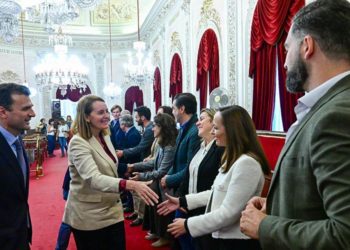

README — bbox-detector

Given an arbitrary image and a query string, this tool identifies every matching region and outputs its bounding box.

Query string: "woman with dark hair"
[62,95,158,250]
[127,113,177,247]
[158,105,270,250]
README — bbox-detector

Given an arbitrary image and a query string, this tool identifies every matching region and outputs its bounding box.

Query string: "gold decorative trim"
[0,70,21,84]
[170,31,183,54]
[199,0,221,31]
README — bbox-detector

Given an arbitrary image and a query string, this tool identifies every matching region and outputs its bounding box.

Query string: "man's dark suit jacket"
[118,126,141,176]
[179,141,224,216]
[260,74,350,249]
[110,119,125,149]
[166,115,201,193]
[0,132,32,250]
[123,122,154,161]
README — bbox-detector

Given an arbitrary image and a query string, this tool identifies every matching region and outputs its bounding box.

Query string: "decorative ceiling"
[16,0,156,36]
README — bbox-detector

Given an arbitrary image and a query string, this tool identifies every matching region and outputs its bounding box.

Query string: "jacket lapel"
[269,75,350,192]
[198,142,216,176]
[0,133,26,194]
[89,136,118,177]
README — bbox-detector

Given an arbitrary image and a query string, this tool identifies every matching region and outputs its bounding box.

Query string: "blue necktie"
[14,139,27,186]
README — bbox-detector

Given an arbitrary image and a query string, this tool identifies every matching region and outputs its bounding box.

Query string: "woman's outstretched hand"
[157,193,180,216]
[127,180,158,206]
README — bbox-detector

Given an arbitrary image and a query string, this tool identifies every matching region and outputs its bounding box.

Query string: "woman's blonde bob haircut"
[72,94,110,140]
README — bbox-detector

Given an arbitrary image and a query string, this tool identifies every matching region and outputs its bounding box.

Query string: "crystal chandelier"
[34,27,89,97]
[123,0,153,86]
[103,0,121,99]
[24,0,101,33]
[0,0,21,43]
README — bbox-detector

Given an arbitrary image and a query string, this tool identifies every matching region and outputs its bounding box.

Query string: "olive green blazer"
[259,74,350,249]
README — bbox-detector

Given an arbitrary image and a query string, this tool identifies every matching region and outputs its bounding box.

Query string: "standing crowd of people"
[1,1,350,250]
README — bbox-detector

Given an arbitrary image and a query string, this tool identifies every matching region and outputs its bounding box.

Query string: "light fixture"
[22,0,101,34]
[123,0,154,86]
[19,12,36,97]
[34,26,89,97]
[0,0,21,43]
[103,0,122,98]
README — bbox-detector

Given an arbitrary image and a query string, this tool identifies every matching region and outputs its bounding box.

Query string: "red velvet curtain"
[125,86,144,114]
[56,85,92,102]
[249,0,304,131]
[196,29,220,109]
[169,53,183,100]
[153,67,162,112]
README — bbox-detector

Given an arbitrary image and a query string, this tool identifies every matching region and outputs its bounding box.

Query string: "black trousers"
[212,238,262,250]
[71,221,125,250]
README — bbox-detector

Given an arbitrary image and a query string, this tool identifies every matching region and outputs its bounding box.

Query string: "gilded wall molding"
[170,32,183,55]
[198,0,221,33]
[0,70,21,83]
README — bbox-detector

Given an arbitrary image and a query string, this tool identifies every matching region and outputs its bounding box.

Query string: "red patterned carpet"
[28,150,170,250]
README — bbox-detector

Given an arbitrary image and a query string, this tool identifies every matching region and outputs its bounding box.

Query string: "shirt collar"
[0,125,18,147]
[298,71,350,109]
[201,139,215,154]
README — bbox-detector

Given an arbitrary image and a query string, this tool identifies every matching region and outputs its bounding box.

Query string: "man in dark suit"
[109,104,123,149]
[117,114,141,177]
[116,106,155,226]
[160,93,201,250]
[0,83,36,250]
[240,1,350,249]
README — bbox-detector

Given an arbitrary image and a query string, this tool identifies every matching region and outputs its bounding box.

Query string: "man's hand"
[167,218,186,238]
[240,197,267,239]
[247,196,267,212]
[127,164,134,173]
[130,172,141,181]
[160,175,167,189]
[116,150,123,158]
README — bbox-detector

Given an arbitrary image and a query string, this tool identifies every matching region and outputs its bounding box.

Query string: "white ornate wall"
[0,0,280,125]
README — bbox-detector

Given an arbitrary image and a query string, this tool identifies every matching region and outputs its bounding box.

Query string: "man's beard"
[286,54,308,93]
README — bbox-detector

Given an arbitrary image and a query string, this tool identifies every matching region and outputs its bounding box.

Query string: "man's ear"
[302,35,315,60]
[0,106,8,119]
[179,105,185,114]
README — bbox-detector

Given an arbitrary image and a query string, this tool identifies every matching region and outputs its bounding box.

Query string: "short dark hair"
[173,93,197,115]
[154,113,177,147]
[110,104,122,113]
[134,106,151,121]
[158,105,174,118]
[292,0,350,61]
[0,83,31,110]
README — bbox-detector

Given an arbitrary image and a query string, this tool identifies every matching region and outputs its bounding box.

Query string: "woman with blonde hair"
[158,105,269,250]
[62,95,158,250]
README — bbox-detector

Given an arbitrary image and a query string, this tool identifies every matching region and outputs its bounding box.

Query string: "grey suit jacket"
[133,145,176,201]
[259,74,350,249]
[63,134,123,230]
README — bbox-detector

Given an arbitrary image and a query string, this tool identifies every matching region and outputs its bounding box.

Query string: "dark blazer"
[123,122,154,161]
[0,132,32,250]
[118,126,141,176]
[166,115,201,192]
[179,141,224,216]
[259,74,350,249]
[110,119,124,149]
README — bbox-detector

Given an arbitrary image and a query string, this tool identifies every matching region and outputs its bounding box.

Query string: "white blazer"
[186,154,265,239]
[63,134,124,230]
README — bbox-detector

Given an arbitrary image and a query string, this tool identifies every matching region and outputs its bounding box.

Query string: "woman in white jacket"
[158,105,270,250]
